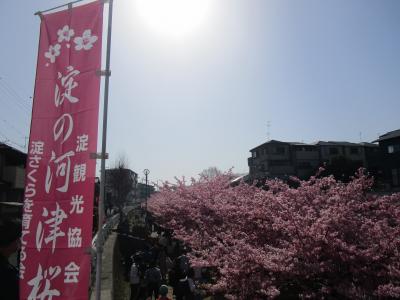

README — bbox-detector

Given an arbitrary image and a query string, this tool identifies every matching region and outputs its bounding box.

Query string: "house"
[0,142,26,203]
[316,141,366,165]
[105,168,138,209]
[291,143,320,180]
[136,182,155,201]
[248,140,295,180]
[373,129,400,187]
[361,142,382,180]
[248,139,379,181]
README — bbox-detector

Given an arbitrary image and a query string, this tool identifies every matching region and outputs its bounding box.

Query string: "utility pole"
[96,1,114,299]
[143,169,150,216]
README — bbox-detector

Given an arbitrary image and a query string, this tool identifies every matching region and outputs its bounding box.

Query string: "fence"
[89,213,120,292]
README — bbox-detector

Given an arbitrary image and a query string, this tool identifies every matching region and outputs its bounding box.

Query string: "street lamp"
[143,169,150,213]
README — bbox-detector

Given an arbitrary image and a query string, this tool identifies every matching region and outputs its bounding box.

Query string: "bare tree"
[199,166,222,179]
[106,155,134,214]
[115,152,129,169]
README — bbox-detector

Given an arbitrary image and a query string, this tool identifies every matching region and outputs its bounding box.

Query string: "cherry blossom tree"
[148,170,400,299]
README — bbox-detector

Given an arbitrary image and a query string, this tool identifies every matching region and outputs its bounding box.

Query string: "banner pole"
[35,0,86,15]
[96,0,113,299]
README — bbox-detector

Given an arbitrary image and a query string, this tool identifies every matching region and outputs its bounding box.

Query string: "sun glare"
[135,0,212,38]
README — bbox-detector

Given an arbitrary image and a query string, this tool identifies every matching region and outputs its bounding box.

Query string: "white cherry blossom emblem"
[44,44,61,63]
[57,25,75,43]
[74,29,98,51]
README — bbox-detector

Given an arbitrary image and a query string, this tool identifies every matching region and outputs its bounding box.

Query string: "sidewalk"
[90,231,118,300]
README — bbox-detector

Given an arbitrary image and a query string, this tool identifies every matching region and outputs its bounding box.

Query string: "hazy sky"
[1,0,399,183]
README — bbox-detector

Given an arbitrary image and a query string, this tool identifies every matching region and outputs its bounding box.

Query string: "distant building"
[105,168,138,209]
[361,142,382,180]
[248,140,297,180]
[316,141,366,165]
[0,143,26,219]
[0,142,26,203]
[136,182,155,201]
[248,139,379,181]
[291,143,320,180]
[373,129,400,187]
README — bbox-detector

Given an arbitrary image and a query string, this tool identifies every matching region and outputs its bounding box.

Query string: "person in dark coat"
[175,271,195,300]
[145,263,162,299]
[0,218,21,300]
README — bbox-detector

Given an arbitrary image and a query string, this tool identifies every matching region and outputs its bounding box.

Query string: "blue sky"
[0,0,399,183]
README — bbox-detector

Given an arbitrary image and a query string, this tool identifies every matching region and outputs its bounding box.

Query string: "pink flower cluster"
[148,171,400,299]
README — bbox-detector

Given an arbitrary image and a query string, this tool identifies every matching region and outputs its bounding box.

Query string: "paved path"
[90,231,117,300]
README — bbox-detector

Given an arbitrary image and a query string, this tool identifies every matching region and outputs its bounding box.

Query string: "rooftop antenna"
[359,132,362,142]
[267,120,271,141]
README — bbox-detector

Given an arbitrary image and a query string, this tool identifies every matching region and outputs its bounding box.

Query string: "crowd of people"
[117,212,210,300]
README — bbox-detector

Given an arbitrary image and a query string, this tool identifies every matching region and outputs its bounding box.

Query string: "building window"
[297,146,314,152]
[388,145,400,154]
[252,151,257,158]
[274,147,285,154]
[329,147,339,155]
[392,169,399,186]
[350,147,360,154]
[298,161,312,169]
[269,160,288,166]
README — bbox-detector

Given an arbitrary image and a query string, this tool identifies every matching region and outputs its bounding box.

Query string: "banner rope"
[34,0,106,16]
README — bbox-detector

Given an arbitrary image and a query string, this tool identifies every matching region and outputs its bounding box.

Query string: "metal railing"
[90,213,120,290]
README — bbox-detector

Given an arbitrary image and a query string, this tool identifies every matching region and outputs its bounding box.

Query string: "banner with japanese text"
[20,1,103,299]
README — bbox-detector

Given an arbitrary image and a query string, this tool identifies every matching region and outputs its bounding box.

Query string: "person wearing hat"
[0,218,21,300]
[157,284,171,300]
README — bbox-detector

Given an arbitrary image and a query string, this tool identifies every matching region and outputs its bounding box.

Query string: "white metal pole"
[95,0,113,299]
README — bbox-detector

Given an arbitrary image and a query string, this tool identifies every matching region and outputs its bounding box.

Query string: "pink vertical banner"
[20,1,103,299]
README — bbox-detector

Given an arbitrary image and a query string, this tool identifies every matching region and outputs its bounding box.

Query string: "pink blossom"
[148,170,400,299]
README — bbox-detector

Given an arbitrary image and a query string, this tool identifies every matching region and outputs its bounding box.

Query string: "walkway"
[90,231,118,300]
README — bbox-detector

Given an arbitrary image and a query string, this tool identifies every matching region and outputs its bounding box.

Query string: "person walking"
[129,259,141,300]
[144,263,162,299]
[175,271,195,300]
[157,247,168,282]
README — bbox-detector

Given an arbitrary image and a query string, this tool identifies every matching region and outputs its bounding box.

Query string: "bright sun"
[135,0,212,38]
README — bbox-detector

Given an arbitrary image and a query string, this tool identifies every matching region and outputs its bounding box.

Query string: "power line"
[0,95,30,139]
[1,118,27,139]
[0,76,32,107]
[0,82,31,111]
[0,93,31,118]
[0,129,25,150]
[0,81,31,114]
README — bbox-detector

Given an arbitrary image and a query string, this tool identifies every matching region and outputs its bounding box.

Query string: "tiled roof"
[249,140,289,151]
[314,141,363,147]
[372,129,400,143]
[250,138,381,153]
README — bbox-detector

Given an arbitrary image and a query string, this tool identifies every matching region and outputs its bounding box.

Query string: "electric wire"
[0,129,25,150]
[0,76,32,107]
[0,90,31,116]
[1,118,27,139]
[0,84,31,114]
[0,84,31,113]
